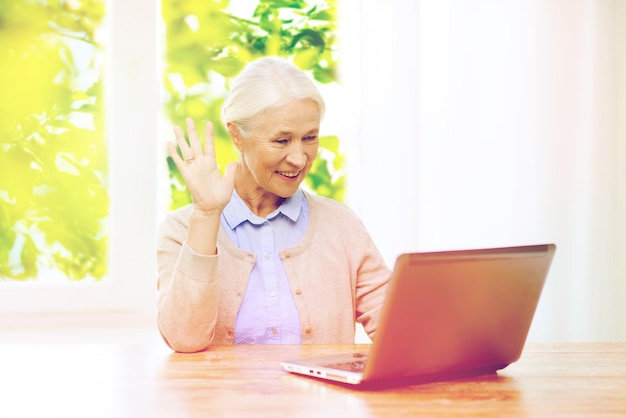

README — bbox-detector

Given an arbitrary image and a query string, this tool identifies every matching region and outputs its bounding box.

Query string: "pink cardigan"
[156,191,391,352]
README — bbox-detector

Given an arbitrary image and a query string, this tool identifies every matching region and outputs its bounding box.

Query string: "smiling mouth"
[276,170,301,179]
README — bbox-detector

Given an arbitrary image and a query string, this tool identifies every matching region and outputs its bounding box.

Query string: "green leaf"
[293,47,322,70]
[19,234,39,279]
[208,56,245,78]
[308,10,333,22]
[290,28,326,49]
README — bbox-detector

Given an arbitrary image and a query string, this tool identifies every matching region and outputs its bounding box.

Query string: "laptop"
[280,243,556,387]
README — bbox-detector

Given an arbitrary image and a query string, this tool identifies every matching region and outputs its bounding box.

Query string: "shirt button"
[270,328,277,335]
[263,221,269,226]
[269,290,276,297]
[264,253,271,259]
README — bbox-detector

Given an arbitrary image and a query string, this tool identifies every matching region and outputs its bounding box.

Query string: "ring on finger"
[184,156,195,165]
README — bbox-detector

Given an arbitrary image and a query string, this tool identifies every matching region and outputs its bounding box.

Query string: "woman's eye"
[303,136,318,142]
[275,139,289,144]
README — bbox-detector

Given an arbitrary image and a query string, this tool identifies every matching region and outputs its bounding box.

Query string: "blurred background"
[0,0,624,343]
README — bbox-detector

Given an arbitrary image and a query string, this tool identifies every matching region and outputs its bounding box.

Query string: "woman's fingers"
[185,117,203,158]
[171,118,208,166]
[203,121,216,159]
[167,119,236,212]
[167,141,182,166]
[172,124,192,161]
[223,161,239,187]
[169,119,222,173]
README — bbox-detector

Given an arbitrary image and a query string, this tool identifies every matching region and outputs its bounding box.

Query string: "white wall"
[344,0,626,342]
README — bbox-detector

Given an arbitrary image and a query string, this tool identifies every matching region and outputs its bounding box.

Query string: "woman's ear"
[227,122,244,152]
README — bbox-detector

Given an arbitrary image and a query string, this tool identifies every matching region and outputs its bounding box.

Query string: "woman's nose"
[286,143,307,168]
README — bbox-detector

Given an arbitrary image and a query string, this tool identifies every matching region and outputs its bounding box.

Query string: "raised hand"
[168,118,238,216]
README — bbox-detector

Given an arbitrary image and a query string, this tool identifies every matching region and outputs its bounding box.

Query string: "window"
[0,1,107,283]
[0,0,157,321]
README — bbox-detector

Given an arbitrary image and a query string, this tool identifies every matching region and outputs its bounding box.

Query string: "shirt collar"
[223,189,304,230]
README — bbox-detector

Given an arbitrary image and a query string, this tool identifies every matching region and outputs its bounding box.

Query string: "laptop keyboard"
[323,354,368,372]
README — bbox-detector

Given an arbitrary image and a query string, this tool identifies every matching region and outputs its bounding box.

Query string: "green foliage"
[0,0,107,281]
[162,0,345,208]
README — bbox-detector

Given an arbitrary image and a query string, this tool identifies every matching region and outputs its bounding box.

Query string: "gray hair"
[221,57,325,138]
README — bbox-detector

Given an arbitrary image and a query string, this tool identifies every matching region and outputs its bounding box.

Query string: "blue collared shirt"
[221,189,307,344]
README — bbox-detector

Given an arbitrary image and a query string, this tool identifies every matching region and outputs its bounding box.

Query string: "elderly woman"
[157,57,390,352]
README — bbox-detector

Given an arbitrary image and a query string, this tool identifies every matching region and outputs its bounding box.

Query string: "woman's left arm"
[352,225,392,340]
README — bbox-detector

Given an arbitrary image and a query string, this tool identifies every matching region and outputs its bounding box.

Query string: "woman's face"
[235,99,321,199]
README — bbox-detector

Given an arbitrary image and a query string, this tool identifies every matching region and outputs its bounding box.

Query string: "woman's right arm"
[168,118,238,256]
[156,209,221,352]
[156,118,238,352]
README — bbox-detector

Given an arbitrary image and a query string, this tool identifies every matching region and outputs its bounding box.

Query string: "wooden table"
[0,343,624,417]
